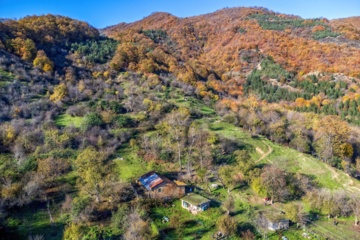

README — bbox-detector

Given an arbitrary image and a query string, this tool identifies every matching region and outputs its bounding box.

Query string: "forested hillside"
[104,7,360,176]
[1,8,360,239]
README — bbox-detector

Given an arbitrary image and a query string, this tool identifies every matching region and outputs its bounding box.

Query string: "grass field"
[151,199,224,240]
[114,145,148,182]
[55,114,83,128]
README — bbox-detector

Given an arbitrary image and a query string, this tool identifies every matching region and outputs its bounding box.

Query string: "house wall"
[149,182,185,199]
[182,200,190,209]
[199,201,210,211]
[181,200,210,212]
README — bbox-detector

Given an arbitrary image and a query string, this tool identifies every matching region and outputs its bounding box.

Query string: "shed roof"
[139,171,174,190]
[181,193,210,206]
[263,210,288,222]
[174,180,187,186]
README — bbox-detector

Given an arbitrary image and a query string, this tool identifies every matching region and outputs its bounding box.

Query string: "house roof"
[263,210,288,222]
[181,193,210,206]
[139,171,173,190]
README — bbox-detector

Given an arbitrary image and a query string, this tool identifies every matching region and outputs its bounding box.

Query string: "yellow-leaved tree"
[11,37,37,61]
[50,83,67,102]
[33,50,54,72]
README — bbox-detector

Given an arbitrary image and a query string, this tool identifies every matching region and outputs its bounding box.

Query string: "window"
[158,188,162,192]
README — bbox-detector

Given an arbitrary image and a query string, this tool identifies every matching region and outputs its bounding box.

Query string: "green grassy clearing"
[55,114,84,128]
[151,199,224,240]
[169,97,216,116]
[114,145,148,182]
[266,139,360,190]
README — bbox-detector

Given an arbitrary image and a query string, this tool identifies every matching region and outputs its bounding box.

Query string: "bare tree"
[124,210,151,240]
[241,230,255,240]
[223,194,235,215]
[349,194,360,225]
[260,166,288,203]
[165,107,190,175]
[254,212,269,239]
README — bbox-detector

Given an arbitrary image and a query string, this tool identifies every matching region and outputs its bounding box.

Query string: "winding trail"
[255,140,273,163]
[327,165,360,193]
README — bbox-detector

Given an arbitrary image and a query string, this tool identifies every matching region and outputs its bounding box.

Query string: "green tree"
[75,147,106,202]
[234,150,254,183]
[63,223,85,240]
[284,203,305,224]
[218,165,235,193]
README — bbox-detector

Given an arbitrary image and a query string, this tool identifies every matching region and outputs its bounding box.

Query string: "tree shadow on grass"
[7,201,66,240]
[158,227,177,240]
[183,224,213,239]
[237,222,257,236]
[183,220,199,228]
[210,200,222,208]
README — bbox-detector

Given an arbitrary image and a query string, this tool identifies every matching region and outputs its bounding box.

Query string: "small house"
[268,219,289,231]
[260,210,289,231]
[139,172,185,199]
[181,193,211,214]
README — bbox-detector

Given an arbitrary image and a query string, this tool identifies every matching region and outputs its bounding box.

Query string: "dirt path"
[255,140,273,163]
[325,163,360,193]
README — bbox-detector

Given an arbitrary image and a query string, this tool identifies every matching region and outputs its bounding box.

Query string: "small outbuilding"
[268,219,289,231]
[260,210,289,231]
[139,171,185,199]
[181,193,211,214]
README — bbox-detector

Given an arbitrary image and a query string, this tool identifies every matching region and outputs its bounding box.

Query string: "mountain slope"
[2,7,360,239]
[104,7,360,80]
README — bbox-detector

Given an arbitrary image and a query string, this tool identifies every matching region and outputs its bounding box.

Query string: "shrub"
[217,215,237,236]
[82,113,103,130]
[113,114,134,128]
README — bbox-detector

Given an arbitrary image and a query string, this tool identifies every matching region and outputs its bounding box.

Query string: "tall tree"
[223,194,235,215]
[124,210,151,240]
[234,150,254,184]
[349,194,360,226]
[218,165,236,193]
[260,166,288,203]
[163,107,190,174]
[313,116,351,162]
[75,147,106,202]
